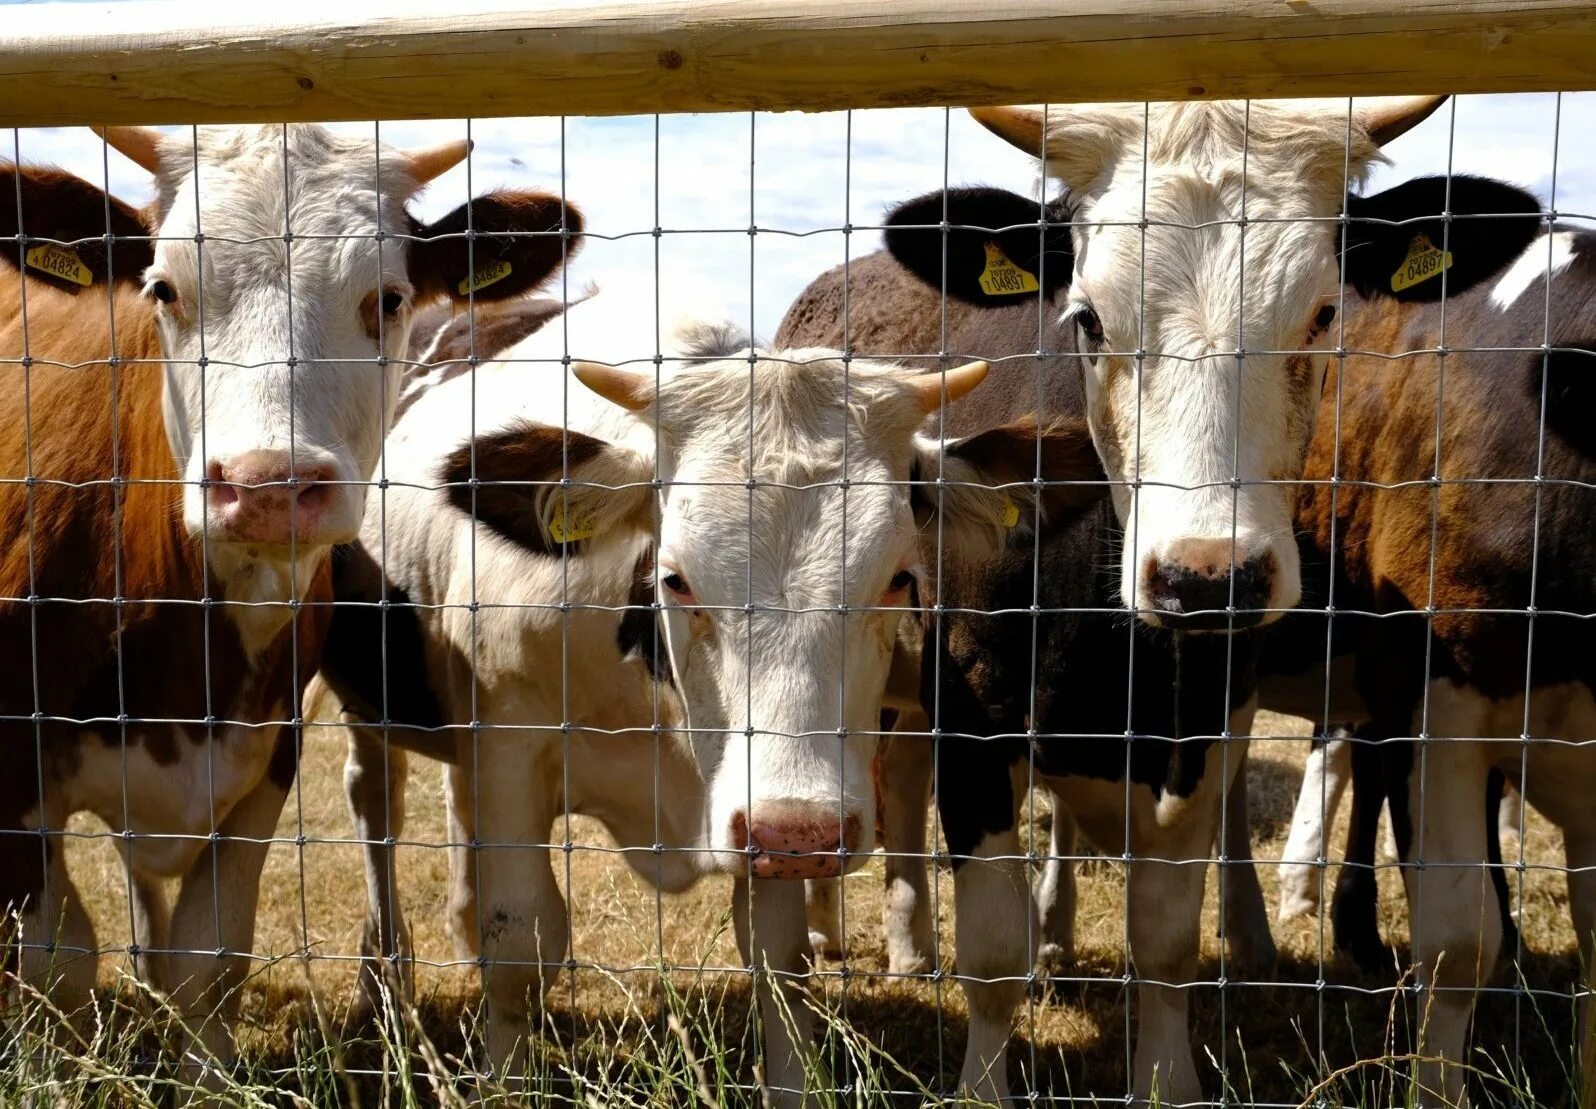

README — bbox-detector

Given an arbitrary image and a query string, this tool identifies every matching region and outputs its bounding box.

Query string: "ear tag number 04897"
[978,242,1040,297]
[1390,233,1454,293]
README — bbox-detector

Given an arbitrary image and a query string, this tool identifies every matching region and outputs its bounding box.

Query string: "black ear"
[1341,175,1543,302]
[0,165,152,292]
[411,191,584,305]
[883,187,1072,307]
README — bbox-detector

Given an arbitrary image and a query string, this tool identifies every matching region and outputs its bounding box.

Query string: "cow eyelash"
[1067,302,1104,347]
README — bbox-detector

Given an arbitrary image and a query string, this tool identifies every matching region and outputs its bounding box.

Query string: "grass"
[3,710,1584,1106]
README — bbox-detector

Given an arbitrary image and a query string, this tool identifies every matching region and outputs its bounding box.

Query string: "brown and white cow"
[777,97,1542,1103]
[0,127,578,1085]
[312,285,1105,1101]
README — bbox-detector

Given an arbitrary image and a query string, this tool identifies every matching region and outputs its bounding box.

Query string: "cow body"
[0,132,579,1087]
[1274,228,1596,1105]
[318,287,1088,1100]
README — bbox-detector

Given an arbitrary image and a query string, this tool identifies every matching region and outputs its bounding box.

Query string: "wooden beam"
[1,0,1592,127]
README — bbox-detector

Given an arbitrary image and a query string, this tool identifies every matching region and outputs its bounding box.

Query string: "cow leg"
[945,751,1031,1105]
[445,761,480,961]
[1278,734,1351,922]
[1332,732,1388,972]
[1399,716,1495,1109]
[734,876,817,1108]
[803,877,842,962]
[466,732,565,1093]
[1563,827,1596,1109]
[344,721,413,1022]
[1216,723,1275,978]
[17,840,96,1029]
[880,715,935,975]
[164,774,291,1093]
[1483,768,1521,964]
[1126,790,1218,1105]
[129,873,171,993]
[1034,791,1077,977]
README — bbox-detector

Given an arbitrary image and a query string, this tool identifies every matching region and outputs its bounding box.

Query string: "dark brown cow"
[0,132,580,1087]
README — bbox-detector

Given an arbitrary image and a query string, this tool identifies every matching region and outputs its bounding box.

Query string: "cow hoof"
[1035,941,1074,980]
[807,929,843,962]
[1276,888,1319,924]
[1227,932,1279,980]
[887,951,933,977]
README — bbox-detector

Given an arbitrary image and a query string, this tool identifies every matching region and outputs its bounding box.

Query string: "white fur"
[1038,101,1392,624]
[1489,230,1579,311]
[337,291,1025,1094]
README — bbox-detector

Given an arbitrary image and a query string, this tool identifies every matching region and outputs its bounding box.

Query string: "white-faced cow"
[311,289,1100,1101]
[0,126,579,1085]
[776,96,1542,1103]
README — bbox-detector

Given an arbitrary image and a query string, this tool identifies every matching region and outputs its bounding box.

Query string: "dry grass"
[42,709,1582,1106]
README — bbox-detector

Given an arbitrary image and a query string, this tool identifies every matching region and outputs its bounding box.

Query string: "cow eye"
[1074,304,1104,345]
[661,571,692,599]
[1309,303,1337,340]
[148,279,177,305]
[381,290,405,317]
[886,569,915,595]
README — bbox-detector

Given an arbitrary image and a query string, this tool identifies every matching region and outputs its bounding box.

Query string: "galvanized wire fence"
[0,92,1593,1108]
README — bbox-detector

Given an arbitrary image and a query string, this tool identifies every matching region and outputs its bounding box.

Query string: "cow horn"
[93,126,164,174]
[404,138,473,187]
[1360,95,1448,147]
[573,362,655,412]
[914,361,989,413]
[968,106,1048,156]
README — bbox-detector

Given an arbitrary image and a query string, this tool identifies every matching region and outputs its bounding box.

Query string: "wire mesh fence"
[1,90,1594,1109]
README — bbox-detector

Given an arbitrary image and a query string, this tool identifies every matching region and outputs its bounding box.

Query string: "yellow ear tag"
[25,243,92,287]
[458,258,512,296]
[1001,501,1021,529]
[548,502,596,544]
[977,241,1040,297]
[1390,233,1453,293]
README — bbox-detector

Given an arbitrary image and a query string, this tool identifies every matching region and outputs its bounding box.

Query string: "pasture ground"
[22,710,1585,1106]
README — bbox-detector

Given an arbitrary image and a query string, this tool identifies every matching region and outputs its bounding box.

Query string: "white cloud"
[11,93,1592,340]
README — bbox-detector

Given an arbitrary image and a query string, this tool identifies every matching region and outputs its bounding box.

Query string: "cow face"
[492,349,1099,879]
[889,98,1541,630]
[93,125,580,559]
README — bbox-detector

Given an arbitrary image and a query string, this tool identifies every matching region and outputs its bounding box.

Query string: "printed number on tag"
[1390,234,1454,293]
[25,244,92,287]
[977,242,1040,297]
[458,259,513,296]
[549,502,596,544]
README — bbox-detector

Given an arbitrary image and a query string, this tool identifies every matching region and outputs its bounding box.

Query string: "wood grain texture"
[0,0,1592,126]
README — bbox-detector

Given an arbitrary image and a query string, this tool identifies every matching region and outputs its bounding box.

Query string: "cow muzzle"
[202,448,354,547]
[730,802,863,880]
[1140,538,1278,631]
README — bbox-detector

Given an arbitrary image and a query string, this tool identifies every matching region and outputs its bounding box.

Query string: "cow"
[310,286,1104,1101]
[775,96,1542,1103]
[1261,219,1596,1106]
[0,125,580,1088]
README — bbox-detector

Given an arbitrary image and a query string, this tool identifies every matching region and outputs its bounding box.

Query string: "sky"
[1,8,1590,340]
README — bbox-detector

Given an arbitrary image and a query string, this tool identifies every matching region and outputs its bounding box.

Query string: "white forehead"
[149,125,412,277]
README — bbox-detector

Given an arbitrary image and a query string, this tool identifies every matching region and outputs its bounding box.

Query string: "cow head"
[459,343,1100,878]
[886,97,1541,629]
[73,125,579,566]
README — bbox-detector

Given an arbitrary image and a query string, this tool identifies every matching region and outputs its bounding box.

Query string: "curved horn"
[572,361,654,412]
[967,106,1048,156]
[914,361,989,413]
[93,126,163,174]
[404,138,473,187]
[1359,95,1448,147]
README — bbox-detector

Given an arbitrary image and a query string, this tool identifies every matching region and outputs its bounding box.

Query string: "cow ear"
[0,165,152,292]
[883,187,1072,307]
[911,416,1103,560]
[411,191,584,305]
[436,419,653,557]
[1341,175,1543,302]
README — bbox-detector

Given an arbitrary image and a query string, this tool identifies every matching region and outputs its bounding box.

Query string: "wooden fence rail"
[0,0,1593,127]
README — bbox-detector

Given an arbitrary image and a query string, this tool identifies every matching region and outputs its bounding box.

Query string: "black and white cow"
[776,96,1542,1102]
[312,285,1102,1101]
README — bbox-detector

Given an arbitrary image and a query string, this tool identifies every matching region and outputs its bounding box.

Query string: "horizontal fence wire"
[0,93,1590,1108]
